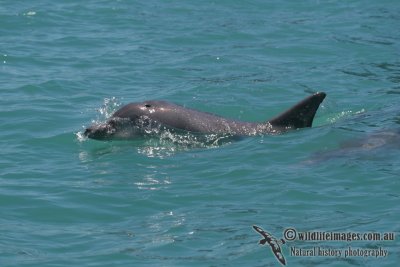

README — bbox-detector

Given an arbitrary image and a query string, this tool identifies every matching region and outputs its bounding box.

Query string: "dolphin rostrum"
[84,92,326,140]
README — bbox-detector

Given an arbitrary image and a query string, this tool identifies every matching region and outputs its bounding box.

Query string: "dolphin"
[305,128,400,164]
[84,92,326,140]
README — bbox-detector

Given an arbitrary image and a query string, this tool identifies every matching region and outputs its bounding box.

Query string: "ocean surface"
[1,1,399,266]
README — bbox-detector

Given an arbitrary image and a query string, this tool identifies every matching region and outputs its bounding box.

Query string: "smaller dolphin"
[305,128,400,164]
[84,92,326,140]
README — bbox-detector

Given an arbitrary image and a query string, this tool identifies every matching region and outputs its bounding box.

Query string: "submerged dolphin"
[305,128,400,164]
[84,92,326,140]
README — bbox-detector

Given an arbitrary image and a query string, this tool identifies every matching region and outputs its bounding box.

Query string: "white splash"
[24,11,36,16]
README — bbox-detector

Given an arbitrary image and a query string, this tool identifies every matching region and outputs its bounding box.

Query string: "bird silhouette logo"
[253,225,287,266]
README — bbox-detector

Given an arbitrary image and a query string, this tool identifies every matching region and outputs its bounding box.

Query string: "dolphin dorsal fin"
[268,92,326,129]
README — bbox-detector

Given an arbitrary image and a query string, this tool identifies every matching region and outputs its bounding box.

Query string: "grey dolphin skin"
[84,92,326,140]
[305,128,400,164]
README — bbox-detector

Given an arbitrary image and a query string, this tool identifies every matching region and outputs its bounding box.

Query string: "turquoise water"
[1,1,399,266]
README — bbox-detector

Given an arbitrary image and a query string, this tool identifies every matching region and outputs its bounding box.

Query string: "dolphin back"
[268,92,326,129]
